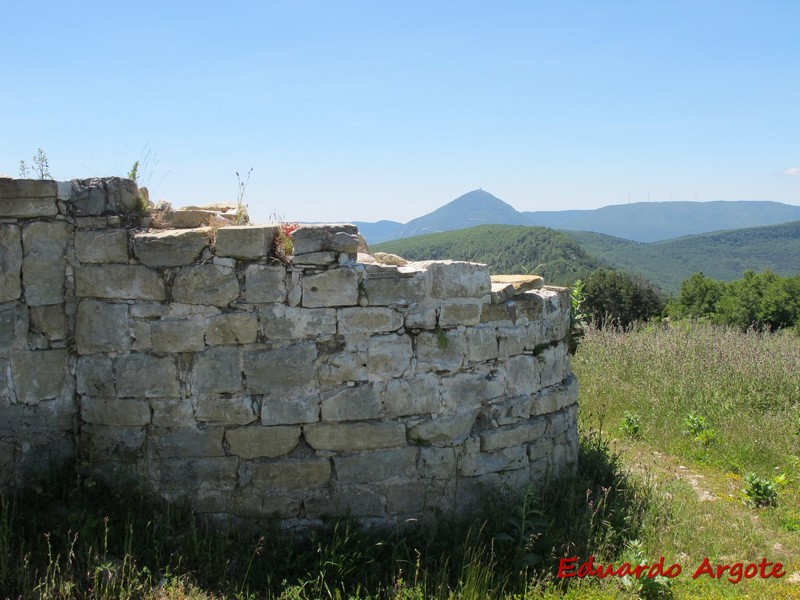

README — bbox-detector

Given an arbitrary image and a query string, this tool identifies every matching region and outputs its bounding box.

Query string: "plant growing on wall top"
[18,148,51,179]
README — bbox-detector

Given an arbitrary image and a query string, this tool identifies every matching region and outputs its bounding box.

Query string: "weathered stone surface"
[151,318,206,354]
[0,180,58,217]
[442,370,505,407]
[116,354,179,398]
[334,448,416,484]
[75,265,165,300]
[261,388,320,425]
[155,427,226,458]
[192,396,256,425]
[315,336,368,384]
[291,225,358,255]
[82,397,151,426]
[192,347,242,395]
[418,261,491,299]
[480,300,516,325]
[368,334,412,378]
[531,375,578,416]
[82,424,146,457]
[75,300,130,354]
[259,304,336,339]
[22,221,70,306]
[29,304,66,341]
[419,446,456,478]
[361,268,429,306]
[226,426,301,459]
[215,225,276,259]
[384,373,441,417]
[10,349,69,405]
[303,422,406,452]
[132,228,210,267]
[302,268,358,308]
[305,486,384,518]
[0,225,22,302]
[172,264,239,306]
[479,419,548,452]
[321,382,383,421]
[76,355,115,396]
[538,344,569,388]
[157,457,237,490]
[244,342,316,392]
[250,458,331,489]
[244,264,286,303]
[497,325,526,356]
[460,446,527,477]
[337,307,403,334]
[408,409,478,446]
[506,354,540,396]
[74,229,129,264]
[0,302,29,354]
[292,251,338,266]
[205,313,258,345]
[415,329,465,372]
[404,305,437,329]
[439,300,483,327]
[465,326,499,362]
[150,399,195,427]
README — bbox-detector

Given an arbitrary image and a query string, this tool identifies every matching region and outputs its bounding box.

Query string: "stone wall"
[0,177,578,526]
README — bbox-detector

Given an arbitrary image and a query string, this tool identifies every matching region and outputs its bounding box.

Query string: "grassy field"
[2,323,799,599]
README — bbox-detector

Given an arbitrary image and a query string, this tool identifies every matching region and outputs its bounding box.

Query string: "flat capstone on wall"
[0,176,579,527]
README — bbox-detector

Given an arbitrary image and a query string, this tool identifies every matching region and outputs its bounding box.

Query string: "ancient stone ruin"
[0,177,578,527]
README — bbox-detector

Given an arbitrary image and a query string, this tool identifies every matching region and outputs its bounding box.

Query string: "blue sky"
[2,1,799,224]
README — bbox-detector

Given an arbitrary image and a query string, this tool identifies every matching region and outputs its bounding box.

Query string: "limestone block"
[230,490,300,519]
[215,225,276,259]
[0,180,58,217]
[479,419,548,452]
[415,329,466,372]
[305,485,384,518]
[75,265,166,300]
[157,456,238,490]
[250,458,331,490]
[76,355,115,396]
[172,264,239,306]
[408,409,478,446]
[303,422,406,452]
[22,221,70,306]
[0,302,28,354]
[259,304,336,340]
[75,300,130,354]
[338,307,403,334]
[292,251,337,266]
[261,388,320,425]
[0,225,22,302]
[82,424,146,458]
[361,268,429,306]
[548,404,578,438]
[150,399,194,427]
[81,397,151,426]
[10,349,69,405]
[368,334,412,379]
[506,354,540,396]
[538,344,569,388]
[418,260,491,299]
[0,358,11,406]
[116,354,180,398]
[151,318,206,354]
[531,375,578,416]
[384,373,441,418]
[291,224,359,255]
[419,446,457,479]
[497,325,526,357]
[192,347,242,395]
[28,304,66,341]
[286,269,302,306]
[526,320,548,349]
[74,229,129,264]
[315,336,368,384]
[131,320,151,351]
[244,264,287,303]
[192,396,256,425]
[225,426,301,459]
[478,395,533,428]
[244,342,316,392]
[516,292,545,321]
[301,268,359,308]
[334,448,416,484]
[321,382,383,421]
[439,300,482,327]
[465,326,499,362]
[480,300,516,326]
[404,305,437,330]
[155,427,226,457]
[442,370,505,408]
[460,445,527,477]
[132,228,210,267]
[205,313,258,345]
[385,480,451,515]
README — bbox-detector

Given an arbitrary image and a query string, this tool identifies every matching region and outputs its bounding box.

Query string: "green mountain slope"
[372,225,602,286]
[567,220,800,293]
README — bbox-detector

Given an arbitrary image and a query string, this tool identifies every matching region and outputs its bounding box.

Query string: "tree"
[582,268,666,329]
